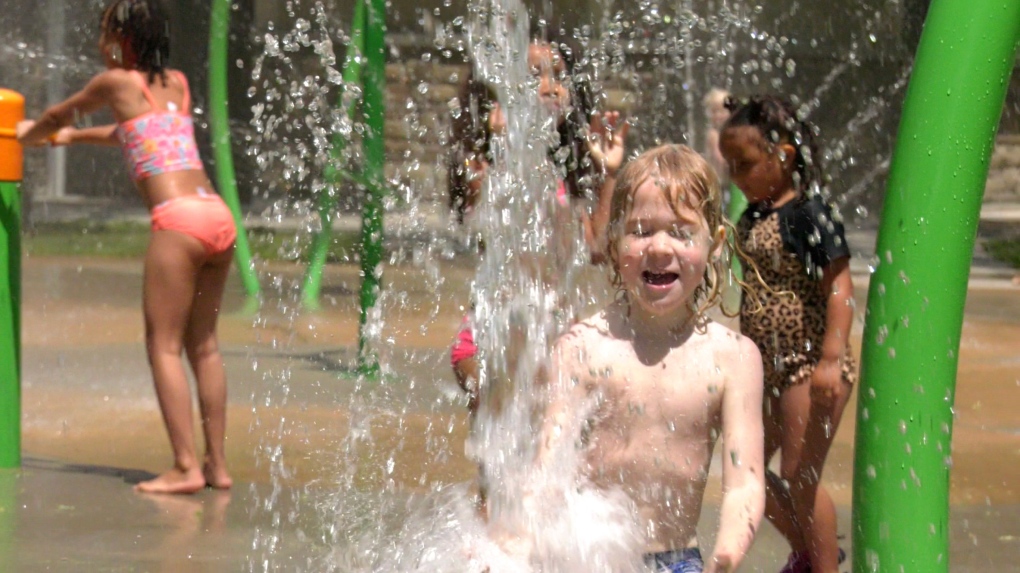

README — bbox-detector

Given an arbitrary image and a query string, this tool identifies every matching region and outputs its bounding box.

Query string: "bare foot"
[203,462,233,490]
[134,467,206,494]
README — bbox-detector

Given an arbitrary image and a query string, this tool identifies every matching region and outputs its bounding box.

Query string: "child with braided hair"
[719,95,856,573]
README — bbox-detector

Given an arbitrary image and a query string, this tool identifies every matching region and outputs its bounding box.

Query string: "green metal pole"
[357,0,387,374]
[0,184,20,470]
[726,182,747,278]
[209,0,261,306]
[0,470,14,565]
[851,1,1020,570]
[301,0,367,310]
[0,88,23,469]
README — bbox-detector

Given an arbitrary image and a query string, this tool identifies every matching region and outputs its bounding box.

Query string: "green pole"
[0,183,20,470]
[0,470,14,565]
[300,0,367,310]
[851,0,1020,570]
[356,0,387,374]
[0,88,23,469]
[726,182,747,280]
[209,0,261,307]
[722,183,746,314]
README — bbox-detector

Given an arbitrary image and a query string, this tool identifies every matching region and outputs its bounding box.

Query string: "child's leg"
[183,248,234,489]
[136,231,207,494]
[778,381,852,573]
[762,389,807,554]
[453,356,480,414]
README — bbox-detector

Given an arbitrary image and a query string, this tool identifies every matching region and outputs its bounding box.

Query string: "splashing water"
[236,0,918,571]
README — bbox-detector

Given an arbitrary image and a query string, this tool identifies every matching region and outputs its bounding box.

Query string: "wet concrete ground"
[3,253,1019,571]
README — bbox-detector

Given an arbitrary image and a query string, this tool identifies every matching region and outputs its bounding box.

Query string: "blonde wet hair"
[606,144,729,319]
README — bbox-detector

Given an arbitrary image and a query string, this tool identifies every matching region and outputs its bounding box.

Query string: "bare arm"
[58,125,120,147]
[490,331,587,559]
[536,332,588,470]
[811,256,854,406]
[819,257,854,361]
[585,112,628,263]
[709,336,765,573]
[584,169,616,265]
[16,71,119,146]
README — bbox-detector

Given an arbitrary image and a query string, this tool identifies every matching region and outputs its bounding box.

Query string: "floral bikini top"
[116,70,203,182]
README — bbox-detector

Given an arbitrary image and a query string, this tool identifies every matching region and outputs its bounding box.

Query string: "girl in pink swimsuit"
[447,31,629,413]
[19,0,236,494]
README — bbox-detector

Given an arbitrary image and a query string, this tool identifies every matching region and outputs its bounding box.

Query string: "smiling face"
[719,125,796,205]
[615,177,720,321]
[528,42,571,122]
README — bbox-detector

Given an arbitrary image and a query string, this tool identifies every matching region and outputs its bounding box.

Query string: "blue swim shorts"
[644,547,704,573]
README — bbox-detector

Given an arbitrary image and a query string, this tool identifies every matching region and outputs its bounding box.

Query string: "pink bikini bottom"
[450,317,477,367]
[151,193,237,256]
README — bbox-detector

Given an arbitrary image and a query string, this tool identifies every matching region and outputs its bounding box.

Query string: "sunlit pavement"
[3,245,1018,571]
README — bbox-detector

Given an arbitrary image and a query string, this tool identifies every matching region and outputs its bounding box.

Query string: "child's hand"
[487,103,506,135]
[49,127,75,146]
[586,111,629,175]
[464,154,489,208]
[16,120,44,146]
[705,551,735,573]
[810,357,844,408]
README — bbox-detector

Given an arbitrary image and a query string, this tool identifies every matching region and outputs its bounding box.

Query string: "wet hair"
[447,34,598,222]
[722,94,824,194]
[102,0,171,84]
[605,145,728,318]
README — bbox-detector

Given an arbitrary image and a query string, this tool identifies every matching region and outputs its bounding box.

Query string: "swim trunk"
[644,547,704,573]
[151,192,237,256]
[450,317,477,367]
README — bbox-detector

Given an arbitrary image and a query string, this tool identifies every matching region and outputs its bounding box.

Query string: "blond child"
[539,145,765,572]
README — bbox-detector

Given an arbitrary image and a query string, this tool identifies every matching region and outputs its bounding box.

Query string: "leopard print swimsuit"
[737,195,857,390]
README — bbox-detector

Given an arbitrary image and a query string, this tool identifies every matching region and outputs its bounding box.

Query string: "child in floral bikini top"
[18,0,238,495]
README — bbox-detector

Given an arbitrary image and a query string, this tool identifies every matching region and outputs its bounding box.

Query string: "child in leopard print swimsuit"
[719,95,856,573]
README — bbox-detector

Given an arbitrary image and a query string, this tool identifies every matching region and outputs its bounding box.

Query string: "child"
[448,35,627,410]
[719,95,856,573]
[18,0,236,494]
[539,144,765,573]
[702,88,731,179]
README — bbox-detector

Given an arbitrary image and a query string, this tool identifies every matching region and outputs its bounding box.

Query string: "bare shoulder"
[701,321,762,382]
[552,309,620,364]
[93,68,138,89]
[564,309,613,342]
[700,321,749,349]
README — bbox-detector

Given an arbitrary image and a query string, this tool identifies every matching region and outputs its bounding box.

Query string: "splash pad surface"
[5,253,1019,571]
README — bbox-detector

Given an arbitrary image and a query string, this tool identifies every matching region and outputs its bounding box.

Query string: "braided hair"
[102,0,171,85]
[722,95,824,195]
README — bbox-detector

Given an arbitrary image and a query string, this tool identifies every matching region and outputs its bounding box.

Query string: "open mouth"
[642,271,679,286]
